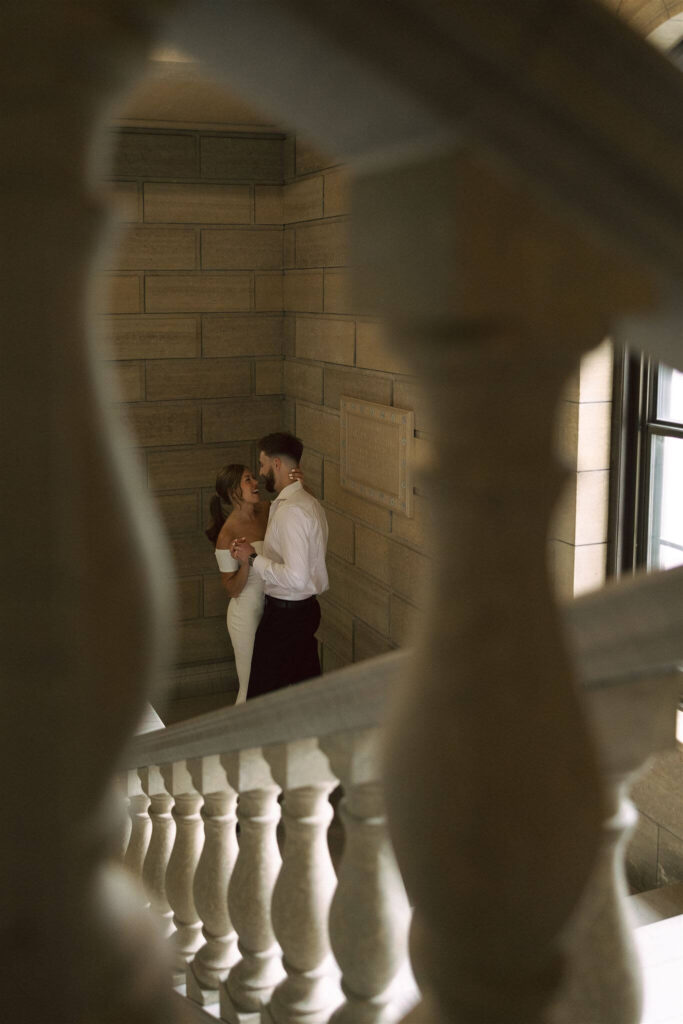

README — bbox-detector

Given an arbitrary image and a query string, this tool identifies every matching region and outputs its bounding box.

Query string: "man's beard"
[263,469,276,493]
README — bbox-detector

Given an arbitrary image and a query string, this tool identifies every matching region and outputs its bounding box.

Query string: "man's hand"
[231,537,256,563]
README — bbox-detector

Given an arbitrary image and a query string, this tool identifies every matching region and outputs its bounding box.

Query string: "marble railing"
[119,567,682,1024]
[121,652,415,1024]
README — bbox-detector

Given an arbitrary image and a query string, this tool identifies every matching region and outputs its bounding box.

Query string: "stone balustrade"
[119,618,680,1024]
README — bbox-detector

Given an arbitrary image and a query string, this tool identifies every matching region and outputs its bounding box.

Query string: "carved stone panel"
[339,397,414,517]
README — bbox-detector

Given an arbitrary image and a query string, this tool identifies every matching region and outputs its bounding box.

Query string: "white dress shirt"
[252,481,329,600]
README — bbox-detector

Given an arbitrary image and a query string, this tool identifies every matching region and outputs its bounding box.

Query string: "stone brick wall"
[276,139,433,673]
[98,127,433,705]
[97,127,287,703]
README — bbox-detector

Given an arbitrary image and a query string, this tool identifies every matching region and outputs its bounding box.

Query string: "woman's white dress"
[215,541,265,703]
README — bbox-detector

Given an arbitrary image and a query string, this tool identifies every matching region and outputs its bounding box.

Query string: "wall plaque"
[339,396,414,517]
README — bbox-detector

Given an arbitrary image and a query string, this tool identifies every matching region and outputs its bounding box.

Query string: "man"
[232,432,329,698]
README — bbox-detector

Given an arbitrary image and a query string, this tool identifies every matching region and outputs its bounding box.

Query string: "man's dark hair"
[258,431,303,463]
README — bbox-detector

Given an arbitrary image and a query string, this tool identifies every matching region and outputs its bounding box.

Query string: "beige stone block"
[108,181,140,222]
[391,492,431,552]
[575,470,609,545]
[554,400,580,470]
[354,620,393,662]
[548,539,576,602]
[326,555,390,636]
[324,459,391,532]
[658,827,683,887]
[200,135,283,181]
[284,227,296,269]
[632,747,683,839]
[323,367,391,410]
[284,176,324,223]
[254,272,283,311]
[295,402,339,459]
[178,616,230,665]
[323,269,354,315]
[282,397,296,434]
[107,226,196,271]
[156,492,199,534]
[549,476,578,546]
[625,812,659,893]
[295,219,350,268]
[203,575,228,619]
[284,361,324,405]
[322,645,352,673]
[413,434,435,476]
[326,506,354,563]
[324,169,351,218]
[148,443,252,491]
[99,316,199,360]
[283,315,296,357]
[170,532,219,575]
[300,450,323,498]
[146,273,252,313]
[122,401,199,448]
[356,320,412,374]
[355,525,431,603]
[578,402,612,472]
[96,274,141,314]
[104,361,145,403]
[255,358,283,395]
[296,316,355,365]
[177,577,202,621]
[144,182,252,224]
[393,376,433,433]
[255,185,284,224]
[580,340,614,403]
[146,358,251,400]
[202,228,282,270]
[317,595,353,661]
[284,271,324,312]
[573,543,607,596]
[202,315,283,357]
[203,396,283,443]
[112,130,197,177]
[389,594,422,647]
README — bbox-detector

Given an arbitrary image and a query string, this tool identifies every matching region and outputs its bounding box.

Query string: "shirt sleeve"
[254,506,314,592]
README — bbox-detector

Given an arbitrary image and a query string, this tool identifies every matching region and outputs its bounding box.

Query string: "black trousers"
[247,595,322,699]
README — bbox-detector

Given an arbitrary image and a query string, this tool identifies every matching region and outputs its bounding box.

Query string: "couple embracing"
[207,432,329,703]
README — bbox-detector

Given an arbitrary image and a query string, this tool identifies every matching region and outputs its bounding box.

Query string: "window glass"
[647,434,683,570]
[656,366,683,424]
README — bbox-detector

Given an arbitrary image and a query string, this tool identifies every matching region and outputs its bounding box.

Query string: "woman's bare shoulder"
[215,515,237,550]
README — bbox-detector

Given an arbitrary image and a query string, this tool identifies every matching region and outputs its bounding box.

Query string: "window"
[610,354,683,576]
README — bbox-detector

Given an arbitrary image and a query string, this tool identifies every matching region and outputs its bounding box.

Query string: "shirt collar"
[273,480,303,503]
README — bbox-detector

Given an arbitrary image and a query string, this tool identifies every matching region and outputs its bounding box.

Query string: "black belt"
[265,594,317,609]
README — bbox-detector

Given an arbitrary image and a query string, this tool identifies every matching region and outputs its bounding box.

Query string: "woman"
[206,463,302,703]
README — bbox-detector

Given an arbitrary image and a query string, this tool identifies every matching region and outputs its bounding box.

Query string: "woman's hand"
[288,466,304,483]
[231,537,255,563]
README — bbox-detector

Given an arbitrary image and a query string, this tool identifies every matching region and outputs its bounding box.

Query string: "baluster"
[125,769,152,887]
[220,748,285,1023]
[263,739,342,1024]
[545,672,681,1024]
[352,148,654,1022]
[162,760,205,974]
[114,773,133,861]
[140,764,176,939]
[320,729,412,1024]
[186,754,239,1007]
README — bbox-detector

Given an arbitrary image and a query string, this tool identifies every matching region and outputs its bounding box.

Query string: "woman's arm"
[220,563,249,599]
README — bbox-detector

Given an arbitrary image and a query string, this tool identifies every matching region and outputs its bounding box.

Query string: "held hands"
[231,537,255,563]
